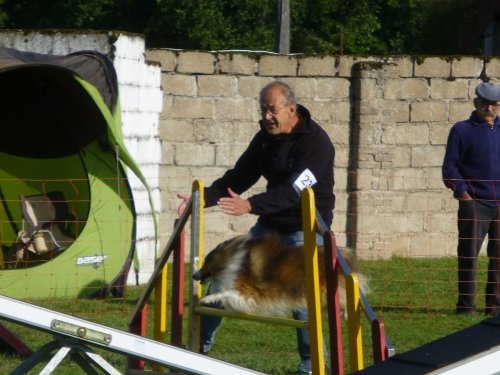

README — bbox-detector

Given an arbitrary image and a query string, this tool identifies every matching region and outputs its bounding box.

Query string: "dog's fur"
[193,233,368,316]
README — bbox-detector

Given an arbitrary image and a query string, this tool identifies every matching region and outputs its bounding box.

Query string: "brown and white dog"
[193,233,368,316]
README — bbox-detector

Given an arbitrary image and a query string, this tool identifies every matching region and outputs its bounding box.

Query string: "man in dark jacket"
[178,81,335,374]
[442,82,500,316]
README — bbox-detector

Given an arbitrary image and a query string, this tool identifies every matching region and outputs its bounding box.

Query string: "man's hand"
[177,193,190,217]
[217,188,252,216]
[460,191,473,200]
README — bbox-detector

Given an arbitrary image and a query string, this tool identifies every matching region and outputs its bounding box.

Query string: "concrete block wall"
[148,48,500,259]
[339,57,497,259]
[148,50,357,253]
[2,29,498,267]
[0,30,162,283]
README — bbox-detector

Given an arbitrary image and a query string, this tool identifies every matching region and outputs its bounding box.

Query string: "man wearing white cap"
[443,82,500,316]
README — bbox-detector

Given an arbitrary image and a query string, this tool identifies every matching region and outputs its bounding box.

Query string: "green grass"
[0,257,490,374]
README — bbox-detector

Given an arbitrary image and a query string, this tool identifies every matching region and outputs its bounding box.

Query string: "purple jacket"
[442,111,500,206]
[204,105,335,233]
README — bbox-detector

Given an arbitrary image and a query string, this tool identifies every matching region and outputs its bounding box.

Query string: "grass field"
[0,256,491,374]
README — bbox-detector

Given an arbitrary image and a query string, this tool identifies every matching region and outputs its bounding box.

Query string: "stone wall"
[148,49,500,259]
[2,29,498,273]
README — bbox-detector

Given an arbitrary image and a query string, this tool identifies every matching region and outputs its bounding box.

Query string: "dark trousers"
[457,200,500,315]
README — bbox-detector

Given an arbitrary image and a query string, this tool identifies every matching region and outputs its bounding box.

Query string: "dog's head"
[192,235,249,284]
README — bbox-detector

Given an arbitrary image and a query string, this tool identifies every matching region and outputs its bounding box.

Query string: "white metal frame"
[0,295,264,375]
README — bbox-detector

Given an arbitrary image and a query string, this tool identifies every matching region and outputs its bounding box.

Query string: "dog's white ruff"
[199,242,256,311]
[201,290,258,313]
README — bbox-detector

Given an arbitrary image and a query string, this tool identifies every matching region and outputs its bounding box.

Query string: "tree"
[0,0,8,27]
[0,0,487,55]
[148,0,276,51]
[1,0,156,33]
[290,0,385,54]
[376,0,480,55]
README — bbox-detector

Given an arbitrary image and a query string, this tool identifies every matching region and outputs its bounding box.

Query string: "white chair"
[18,191,75,254]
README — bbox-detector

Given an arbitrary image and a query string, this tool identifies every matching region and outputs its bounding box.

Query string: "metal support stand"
[0,294,264,375]
[11,337,121,375]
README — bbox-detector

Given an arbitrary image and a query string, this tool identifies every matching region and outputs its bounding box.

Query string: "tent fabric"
[0,47,118,112]
[0,48,117,158]
[0,46,154,213]
[0,47,154,299]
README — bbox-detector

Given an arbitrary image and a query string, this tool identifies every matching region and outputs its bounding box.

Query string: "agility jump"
[0,179,391,374]
[129,180,393,375]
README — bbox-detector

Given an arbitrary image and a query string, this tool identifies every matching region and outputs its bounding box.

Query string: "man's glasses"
[260,106,287,116]
[480,100,500,109]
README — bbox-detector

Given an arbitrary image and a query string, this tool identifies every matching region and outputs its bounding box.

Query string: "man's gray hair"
[259,81,297,106]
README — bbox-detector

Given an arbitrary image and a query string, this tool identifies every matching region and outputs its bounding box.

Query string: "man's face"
[259,86,296,135]
[476,98,500,122]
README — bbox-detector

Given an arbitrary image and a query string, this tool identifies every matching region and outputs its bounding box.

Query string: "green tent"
[0,47,155,299]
